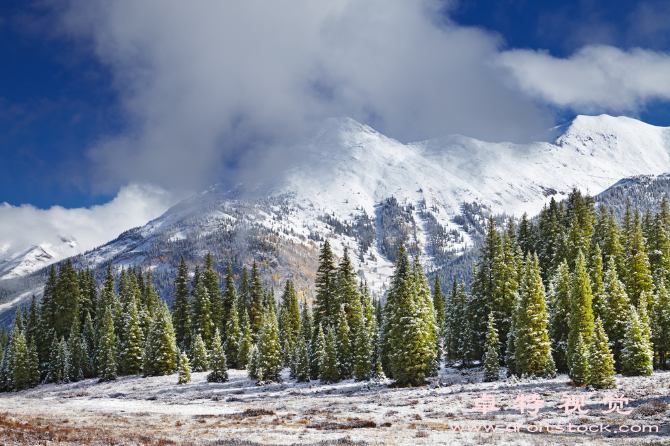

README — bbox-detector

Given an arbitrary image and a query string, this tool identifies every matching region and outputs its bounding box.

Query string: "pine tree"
[191,281,214,348]
[320,326,339,383]
[334,304,352,379]
[483,313,500,382]
[310,323,325,380]
[602,258,629,370]
[432,275,445,337]
[27,338,39,388]
[11,331,31,390]
[590,245,606,320]
[143,303,178,376]
[191,334,209,372]
[82,312,96,378]
[353,311,373,381]
[237,267,250,326]
[221,263,237,342]
[300,305,313,345]
[122,302,144,375]
[172,256,191,352]
[515,253,555,378]
[568,251,595,374]
[549,260,571,373]
[249,262,265,338]
[207,329,228,383]
[54,260,80,340]
[98,307,117,382]
[247,344,259,380]
[336,248,364,346]
[280,280,301,351]
[177,351,192,384]
[295,336,310,383]
[571,332,590,386]
[203,253,223,333]
[67,317,83,381]
[653,279,670,369]
[621,306,653,376]
[588,318,616,389]
[256,307,282,382]
[626,219,654,307]
[313,240,338,333]
[237,311,253,369]
[223,302,240,369]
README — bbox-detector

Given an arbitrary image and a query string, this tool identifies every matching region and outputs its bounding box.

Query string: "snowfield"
[0,367,668,445]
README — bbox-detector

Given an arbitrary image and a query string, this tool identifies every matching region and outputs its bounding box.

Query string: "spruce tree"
[515,253,555,378]
[237,311,253,369]
[11,331,31,390]
[122,302,144,375]
[295,336,310,383]
[483,313,500,382]
[98,307,117,382]
[571,332,590,386]
[432,275,445,338]
[67,317,83,381]
[353,311,373,381]
[549,260,571,373]
[621,306,653,376]
[143,303,178,376]
[568,251,595,373]
[603,258,629,369]
[221,263,237,342]
[177,351,192,384]
[203,253,223,333]
[335,304,352,379]
[256,307,282,382]
[626,220,654,307]
[653,279,670,369]
[27,338,39,388]
[207,329,228,383]
[588,318,616,389]
[313,240,337,333]
[249,262,265,338]
[320,326,339,383]
[237,267,250,326]
[223,302,240,369]
[191,334,210,372]
[190,281,214,348]
[310,323,325,380]
[247,344,259,380]
[280,280,301,351]
[172,256,191,352]
[590,245,606,320]
[300,305,313,345]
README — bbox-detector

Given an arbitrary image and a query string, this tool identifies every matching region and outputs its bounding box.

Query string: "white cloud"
[54,0,553,192]
[0,183,178,257]
[497,45,670,113]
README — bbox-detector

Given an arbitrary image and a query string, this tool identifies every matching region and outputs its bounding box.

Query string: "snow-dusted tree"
[221,263,237,341]
[256,307,282,382]
[571,332,590,386]
[621,306,653,376]
[549,260,571,373]
[295,337,310,383]
[249,262,265,338]
[143,303,177,376]
[223,303,240,369]
[191,334,209,372]
[588,318,616,389]
[590,245,606,320]
[207,329,228,383]
[172,256,191,351]
[626,220,654,307]
[602,258,629,370]
[515,253,555,378]
[237,310,253,369]
[10,331,31,390]
[190,281,214,348]
[335,304,352,379]
[320,326,339,384]
[280,280,301,349]
[653,279,670,369]
[568,251,595,374]
[247,344,259,380]
[353,312,373,381]
[177,351,191,384]
[98,307,117,382]
[203,253,223,333]
[310,323,325,380]
[122,302,144,375]
[483,313,500,382]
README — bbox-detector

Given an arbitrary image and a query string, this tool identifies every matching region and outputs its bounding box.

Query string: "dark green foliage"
[177,351,191,384]
[223,302,240,369]
[98,307,117,382]
[172,256,191,352]
[249,262,265,338]
[256,307,282,382]
[621,306,653,376]
[320,326,339,384]
[568,251,595,376]
[207,329,228,383]
[237,311,253,369]
[295,336,310,383]
[122,302,144,375]
[190,281,214,348]
[310,324,325,380]
[143,303,177,376]
[221,263,237,342]
[335,304,352,379]
[483,313,500,382]
[313,240,337,332]
[191,334,209,372]
[549,261,571,373]
[588,318,616,389]
[203,253,223,334]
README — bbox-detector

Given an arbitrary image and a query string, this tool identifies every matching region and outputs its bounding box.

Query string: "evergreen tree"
[588,318,616,389]
[10,331,31,390]
[571,332,590,386]
[310,324,326,380]
[320,326,339,383]
[626,218,654,308]
[203,253,223,333]
[568,251,595,373]
[98,307,117,382]
[432,275,445,336]
[207,329,229,383]
[602,258,629,369]
[249,262,265,338]
[143,303,178,376]
[335,304,352,379]
[237,267,250,326]
[177,351,192,384]
[300,305,313,345]
[256,307,282,382]
[82,312,96,377]
[515,253,555,378]
[172,256,191,351]
[27,338,39,388]
[223,302,240,369]
[122,302,144,375]
[280,280,301,350]
[621,306,653,376]
[191,334,210,372]
[237,311,253,369]
[295,336,310,382]
[247,344,259,380]
[590,245,606,320]
[653,279,670,369]
[54,260,80,339]
[67,317,83,381]
[483,313,500,382]
[191,281,214,348]
[549,260,571,373]
[313,240,338,333]
[221,263,237,342]
[353,311,373,381]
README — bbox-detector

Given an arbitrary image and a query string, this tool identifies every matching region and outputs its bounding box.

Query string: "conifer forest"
[2,189,669,395]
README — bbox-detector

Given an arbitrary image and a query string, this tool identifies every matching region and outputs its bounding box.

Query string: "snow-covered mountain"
[0,237,79,281]
[2,114,670,305]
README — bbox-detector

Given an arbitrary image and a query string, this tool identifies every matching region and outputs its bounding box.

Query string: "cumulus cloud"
[53,0,553,193]
[0,183,178,257]
[498,45,670,113]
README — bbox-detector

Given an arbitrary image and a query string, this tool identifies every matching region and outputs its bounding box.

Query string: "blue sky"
[2,0,670,252]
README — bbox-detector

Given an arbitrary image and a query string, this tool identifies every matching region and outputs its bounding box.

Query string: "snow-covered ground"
[0,367,668,445]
